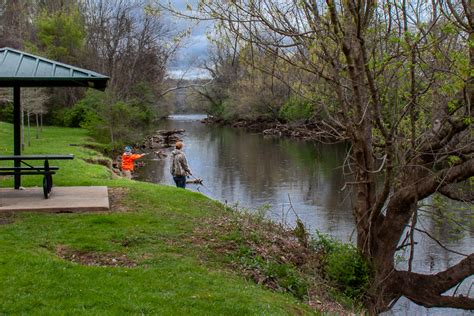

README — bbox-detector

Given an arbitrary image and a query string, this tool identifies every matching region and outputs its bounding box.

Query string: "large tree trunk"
[346,1,474,313]
[366,158,474,313]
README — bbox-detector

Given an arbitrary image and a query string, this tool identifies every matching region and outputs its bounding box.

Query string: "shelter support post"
[13,86,21,189]
[1,47,109,190]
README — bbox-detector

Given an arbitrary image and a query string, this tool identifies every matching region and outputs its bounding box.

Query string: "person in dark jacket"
[170,141,192,188]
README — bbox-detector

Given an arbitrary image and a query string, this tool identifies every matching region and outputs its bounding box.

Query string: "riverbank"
[202,116,345,142]
[0,122,360,314]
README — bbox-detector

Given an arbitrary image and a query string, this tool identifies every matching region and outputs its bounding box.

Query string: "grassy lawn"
[0,122,315,315]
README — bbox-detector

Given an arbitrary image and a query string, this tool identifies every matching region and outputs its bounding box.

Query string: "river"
[135,114,473,315]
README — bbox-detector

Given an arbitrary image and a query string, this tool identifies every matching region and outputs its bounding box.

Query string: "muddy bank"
[202,117,343,142]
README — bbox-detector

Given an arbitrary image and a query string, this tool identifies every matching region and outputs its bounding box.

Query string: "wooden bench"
[0,154,74,199]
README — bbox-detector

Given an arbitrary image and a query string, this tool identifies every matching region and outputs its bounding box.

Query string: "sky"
[162,0,213,80]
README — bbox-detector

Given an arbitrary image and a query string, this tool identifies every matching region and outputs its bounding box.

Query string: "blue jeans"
[173,176,186,188]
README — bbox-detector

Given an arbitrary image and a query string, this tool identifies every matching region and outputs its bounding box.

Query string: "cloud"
[167,67,211,80]
[161,0,213,79]
[168,32,211,72]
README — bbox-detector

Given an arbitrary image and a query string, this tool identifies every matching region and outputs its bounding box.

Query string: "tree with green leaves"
[30,5,85,64]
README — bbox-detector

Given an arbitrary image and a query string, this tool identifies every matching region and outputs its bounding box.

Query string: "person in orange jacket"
[121,146,146,179]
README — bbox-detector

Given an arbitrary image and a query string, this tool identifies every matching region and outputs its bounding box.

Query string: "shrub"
[207,99,239,122]
[62,102,94,127]
[279,97,314,123]
[313,232,371,299]
[62,89,158,151]
[237,253,309,300]
[0,102,13,123]
[54,89,104,128]
[265,261,309,299]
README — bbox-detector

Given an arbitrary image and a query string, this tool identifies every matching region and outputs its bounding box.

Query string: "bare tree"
[75,0,183,145]
[22,88,48,143]
[82,0,178,100]
[0,0,35,48]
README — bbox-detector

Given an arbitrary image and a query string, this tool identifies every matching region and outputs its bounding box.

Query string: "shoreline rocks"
[142,129,185,149]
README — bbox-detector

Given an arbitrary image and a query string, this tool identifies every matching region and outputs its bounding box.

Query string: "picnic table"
[0,154,74,199]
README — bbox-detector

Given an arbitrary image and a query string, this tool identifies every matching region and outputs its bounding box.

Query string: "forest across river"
[136,114,473,315]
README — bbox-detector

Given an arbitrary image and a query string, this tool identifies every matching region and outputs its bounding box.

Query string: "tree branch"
[438,184,474,202]
[407,293,474,309]
[158,80,213,98]
[415,158,474,201]
[398,254,474,309]
[412,227,468,257]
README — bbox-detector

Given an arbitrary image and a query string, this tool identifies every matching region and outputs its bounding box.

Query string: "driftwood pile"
[262,124,325,140]
[142,129,185,149]
[204,116,337,142]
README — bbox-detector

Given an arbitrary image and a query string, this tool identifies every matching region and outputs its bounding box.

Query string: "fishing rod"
[187,174,214,195]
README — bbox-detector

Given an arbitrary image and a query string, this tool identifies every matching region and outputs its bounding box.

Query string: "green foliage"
[61,89,158,151]
[29,8,85,63]
[236,252,309,300]
[447,100,461,114]
[324,246,370,299]
[62,101,94,128]
[294,218,309,247]
[447,155,462,166]
[463,116,472,126]
[312,232,371,300]
[266,262,309,299]
[279,97,314,123]
[208,99,239,121]
[60,89,103,128]
[207,100,226,118]
[0,102,13,123]
[215,212,311,301]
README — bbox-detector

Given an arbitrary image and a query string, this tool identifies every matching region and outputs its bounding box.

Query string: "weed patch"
[192,212,354,314]
[56,245,138,268]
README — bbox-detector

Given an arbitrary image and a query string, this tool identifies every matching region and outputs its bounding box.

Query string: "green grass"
[0,122,316,315]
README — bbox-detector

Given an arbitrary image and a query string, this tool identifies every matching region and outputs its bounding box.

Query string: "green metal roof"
[0,47,109,90]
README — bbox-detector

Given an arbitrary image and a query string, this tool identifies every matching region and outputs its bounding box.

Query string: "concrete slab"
[0,186,109,212]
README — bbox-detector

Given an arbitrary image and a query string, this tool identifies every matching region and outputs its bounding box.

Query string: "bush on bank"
[312,232,371,300]
[51,86,164,153]
[279,97,314,123]
[193,208,371,313]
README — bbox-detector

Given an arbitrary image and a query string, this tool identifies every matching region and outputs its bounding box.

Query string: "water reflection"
[135,114,473,315]
[136,114,354,241]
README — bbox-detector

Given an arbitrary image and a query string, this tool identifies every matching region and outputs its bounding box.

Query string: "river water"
[135,114,473,315]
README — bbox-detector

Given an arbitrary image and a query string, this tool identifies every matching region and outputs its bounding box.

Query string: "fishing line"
[189,174,214,196]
